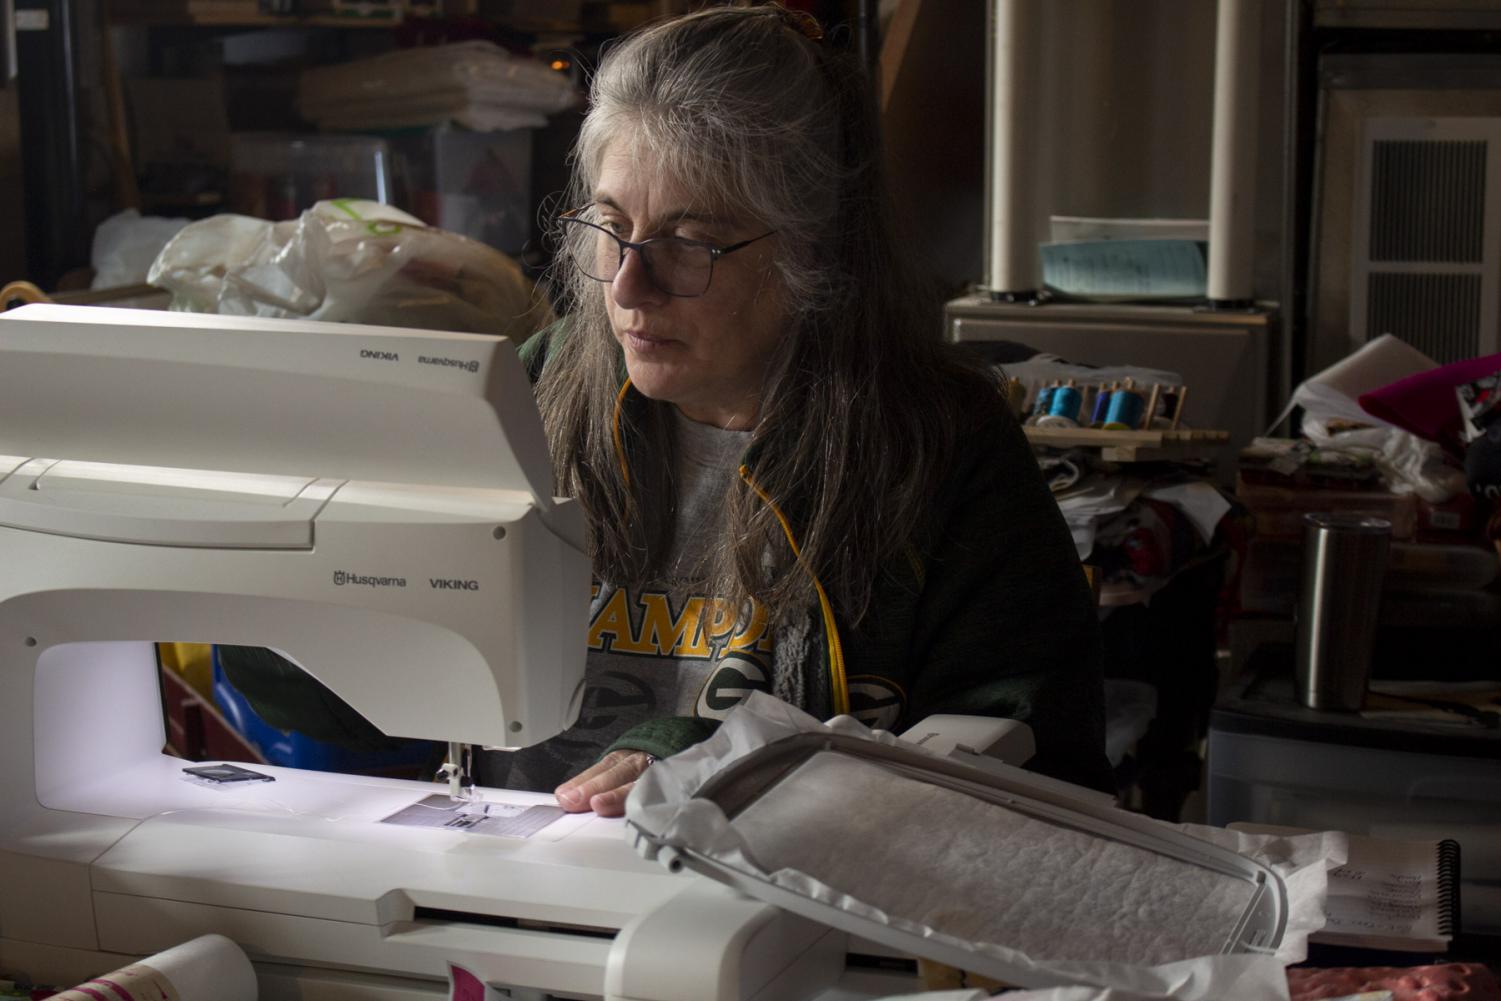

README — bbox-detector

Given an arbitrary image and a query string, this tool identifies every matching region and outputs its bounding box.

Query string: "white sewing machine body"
[0,306,624,996]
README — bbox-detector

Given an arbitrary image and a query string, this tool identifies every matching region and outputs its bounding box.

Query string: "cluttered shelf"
[949,292,1279,330]
[107,0,659,32]
[36,27,586,310]
[1232,335,1501,660]
[1008,366,1235,606]
[999,360,1237,820]
[108,10,403,28]
[1025,426,1231,463]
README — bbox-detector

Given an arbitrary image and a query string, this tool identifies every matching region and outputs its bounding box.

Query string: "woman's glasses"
[557,209,775,298]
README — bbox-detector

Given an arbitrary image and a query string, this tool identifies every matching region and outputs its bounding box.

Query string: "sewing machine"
[0,304,974,1001]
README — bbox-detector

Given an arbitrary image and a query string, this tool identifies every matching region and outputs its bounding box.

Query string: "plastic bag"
[1302,424,1466,503]
[148,199,552,341]
[90,208,190,289]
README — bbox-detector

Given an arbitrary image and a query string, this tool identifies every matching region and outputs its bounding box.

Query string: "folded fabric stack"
[298,40,580,132]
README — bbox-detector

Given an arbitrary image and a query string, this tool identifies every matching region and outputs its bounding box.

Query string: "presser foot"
[436,740,477,803]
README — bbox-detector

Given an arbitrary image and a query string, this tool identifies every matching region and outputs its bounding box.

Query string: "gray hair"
[564,6,849,318]
[537,4,997,627]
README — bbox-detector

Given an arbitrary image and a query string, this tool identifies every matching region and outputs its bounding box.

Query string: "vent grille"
[1366,272,1481,362]
[1369,140,1486,263]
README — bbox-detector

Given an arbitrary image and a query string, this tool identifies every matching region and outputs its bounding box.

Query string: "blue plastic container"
[211,647,439,777]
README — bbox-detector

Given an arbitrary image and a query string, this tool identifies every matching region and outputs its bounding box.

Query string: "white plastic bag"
[90,208,190,289]
[1301,424,1467,503]
[148,199,552,341]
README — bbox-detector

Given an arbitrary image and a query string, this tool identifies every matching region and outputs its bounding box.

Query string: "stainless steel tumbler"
[1294,512,1392,711]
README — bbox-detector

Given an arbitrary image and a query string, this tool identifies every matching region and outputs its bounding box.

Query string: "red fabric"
[1359,352,1501,450]
[1287,963,1501,1001]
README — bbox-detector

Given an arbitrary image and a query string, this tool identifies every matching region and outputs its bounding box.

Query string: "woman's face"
[592,143,788,430]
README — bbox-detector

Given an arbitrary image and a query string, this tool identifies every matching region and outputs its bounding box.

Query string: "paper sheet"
[382,794,564,839]
[1141,482,1231,545]
[1040,240,1207,299]
[1270,334,1437,434]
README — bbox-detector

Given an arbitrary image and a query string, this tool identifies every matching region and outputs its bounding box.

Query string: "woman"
[479,4,1113,813]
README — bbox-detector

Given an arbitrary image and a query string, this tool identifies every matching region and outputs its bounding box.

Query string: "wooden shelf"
[108,1,657,31]
[948,294,1276,331]
[110,15,400,28]
[1024,426,1230,462]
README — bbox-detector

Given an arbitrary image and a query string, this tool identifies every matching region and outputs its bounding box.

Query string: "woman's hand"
[554,749,653,817]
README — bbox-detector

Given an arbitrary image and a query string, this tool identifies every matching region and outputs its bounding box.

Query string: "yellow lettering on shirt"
[635,593,711,656]
[587,588,633,652]
[701,598,737,644]
[588,588,773,659]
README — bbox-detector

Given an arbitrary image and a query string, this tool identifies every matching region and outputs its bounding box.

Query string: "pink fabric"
[1287,962,1501,1001]
[1359,352,1501,449]
[448,964,487,1001]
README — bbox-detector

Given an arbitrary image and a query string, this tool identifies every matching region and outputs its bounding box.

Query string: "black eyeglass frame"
[557,209,776,299]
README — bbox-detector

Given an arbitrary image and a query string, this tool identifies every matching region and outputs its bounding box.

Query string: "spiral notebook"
[1232,824,1460,952]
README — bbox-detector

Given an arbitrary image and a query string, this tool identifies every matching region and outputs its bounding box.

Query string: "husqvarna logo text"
[360,349,399,362]
[430,578,480,591]
[333,570,407,588]
[418,355,480,373]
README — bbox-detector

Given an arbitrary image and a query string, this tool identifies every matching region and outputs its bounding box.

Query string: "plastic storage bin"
[388,124,531,254]
[228,133,393,221]
[1234,478,1418,541]
[211,647,439,778]
[1207,671,1501,935]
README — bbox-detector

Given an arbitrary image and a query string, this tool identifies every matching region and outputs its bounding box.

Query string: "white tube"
[48,934,257,1001]
[987,0,1044,296]
[1207,0,1262,303]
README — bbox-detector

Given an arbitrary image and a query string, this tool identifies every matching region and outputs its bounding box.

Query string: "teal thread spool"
[1102,387,1145,430]
[1046,384,1083,425]
[1029,384,1057,423]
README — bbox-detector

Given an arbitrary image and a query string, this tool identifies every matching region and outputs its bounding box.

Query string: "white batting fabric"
[628,692,1343,1001]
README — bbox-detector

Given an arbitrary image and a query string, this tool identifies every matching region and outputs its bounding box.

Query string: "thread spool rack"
[1023,426,1231,462]
[1012,376,1230,463]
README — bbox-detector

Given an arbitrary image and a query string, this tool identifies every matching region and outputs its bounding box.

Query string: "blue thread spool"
[1031,384,1057,420]
[1103,388,1145,430]
[1090,385,1115,427]
[1048,385,1082,424]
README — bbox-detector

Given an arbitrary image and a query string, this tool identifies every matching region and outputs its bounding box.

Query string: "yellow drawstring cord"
[609,384,849,716]
[611,379,633,488]
[739,464,850,716]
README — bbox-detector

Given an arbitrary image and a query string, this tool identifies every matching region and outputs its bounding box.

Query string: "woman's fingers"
[554,750,651,814]
[587,781,635,818]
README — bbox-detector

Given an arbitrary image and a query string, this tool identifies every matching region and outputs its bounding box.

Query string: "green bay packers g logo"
[847,677,904,731]
[695,652,772,719]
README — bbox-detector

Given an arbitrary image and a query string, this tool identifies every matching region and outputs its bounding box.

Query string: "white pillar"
[1207,0,1261,305]
[986,0,1044,298]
